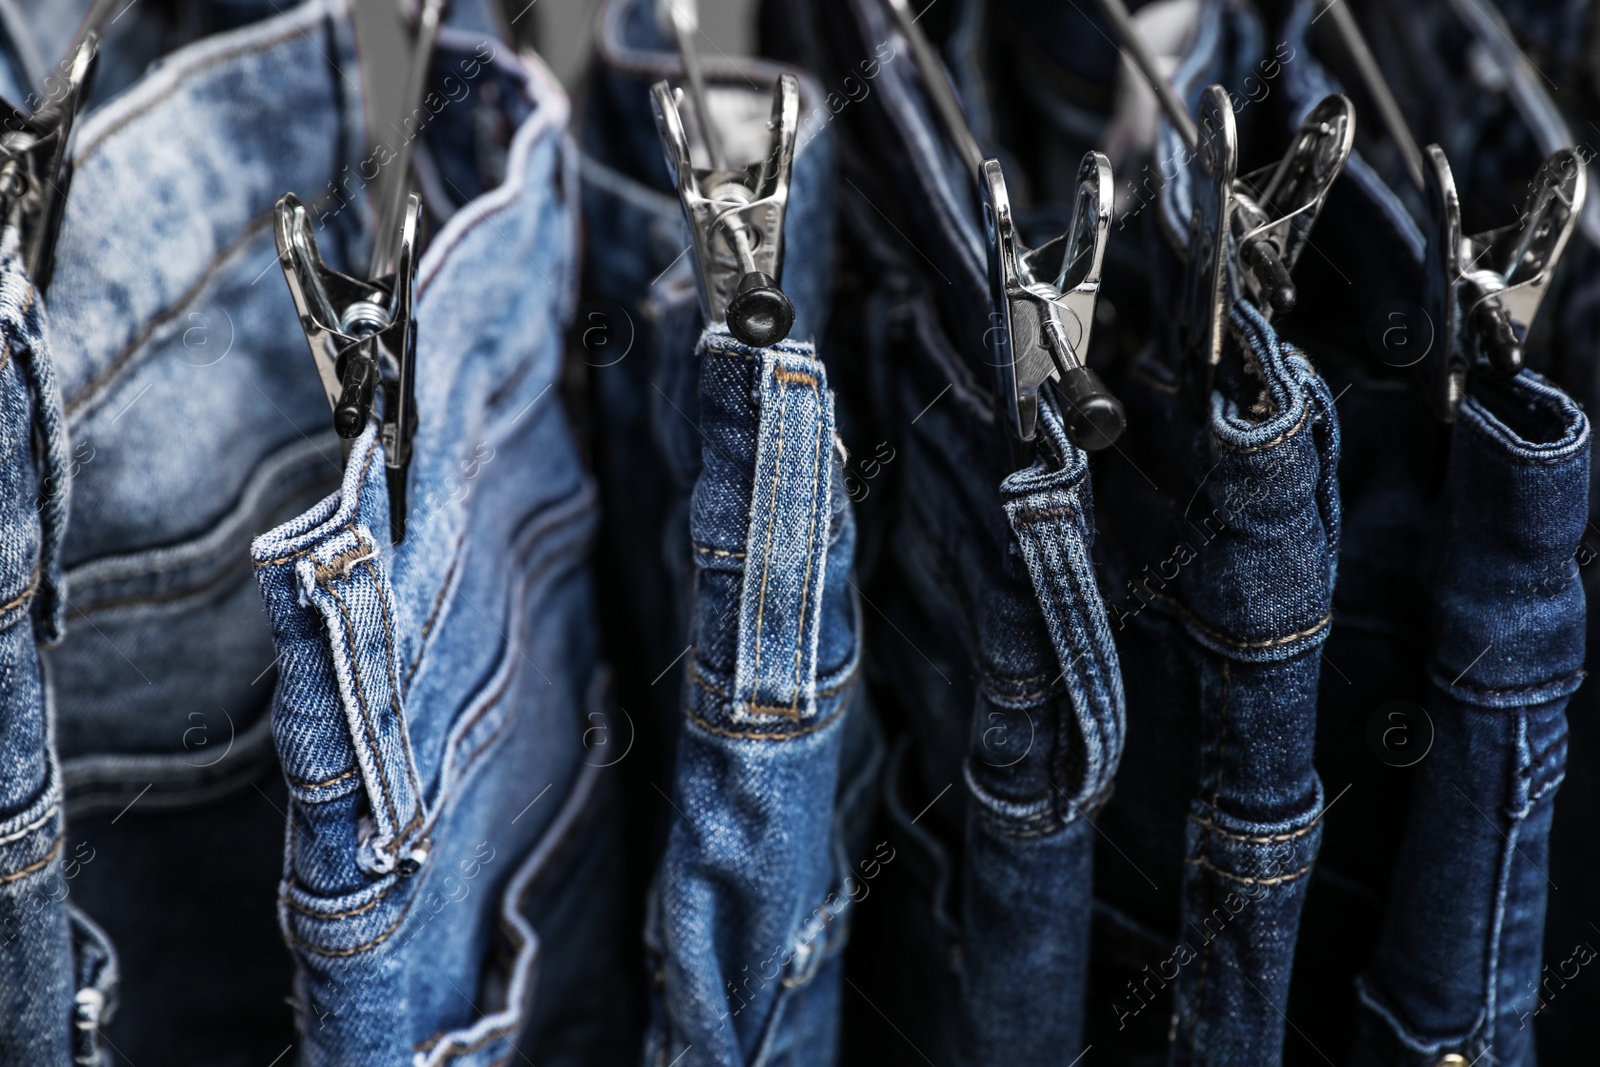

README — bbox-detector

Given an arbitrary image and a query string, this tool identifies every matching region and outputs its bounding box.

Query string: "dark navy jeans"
[1352,370,1589,1066]
[760,0,1129,1061]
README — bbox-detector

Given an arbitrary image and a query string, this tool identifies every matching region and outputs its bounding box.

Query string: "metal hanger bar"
[883,0,985,179]
[1092,0,1197,151]
[664,1,727,170]
[370,0,447,276]
[70,0,120,62]
[1321,1,1424,191]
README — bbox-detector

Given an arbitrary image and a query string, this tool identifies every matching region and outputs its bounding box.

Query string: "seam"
[0,802,57,846]
[326,581,403,846]
[314,530,377,583]
[286,889,416,958]
[74,20,318,160]
[1187,813,1322,844]
[288,768,357,791]
[282,886,387,921]
[773,366,817,386]
[1148,587,1332,651]
[0,567,39,615]
[1186,854,1314,886]
[693,544,747,559]
[366,557,426,826]
[0,835,62,884]
[1435,666,1587,700]
[64,208,277,417]
[406,546,464,688]
[749,363,791,696]
[256,518,361,569]
[690,657,855,701]
[790,370,824,716]
[1213,393,1313,455]
[685,684,851,741]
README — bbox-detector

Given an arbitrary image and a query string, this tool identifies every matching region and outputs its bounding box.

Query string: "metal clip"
[271,0,448,544]
[1423,145,1585,420]
[1178,87,1352,385]
[274,193,420,545]
[983,152,1125,448]
[650,72,799,347]
[0,35,98,290]
[1232,94,1354,316]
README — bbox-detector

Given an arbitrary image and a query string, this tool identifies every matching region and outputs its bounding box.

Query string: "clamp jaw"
[1424,145,1585,420]
[274,192,420,544]
[983,152,1125,449]
[650,73,799,347]
[0,35,99,289]
[1178,87,1353,394]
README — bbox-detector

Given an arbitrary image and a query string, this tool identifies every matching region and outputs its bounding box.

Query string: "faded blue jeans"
[644,328,870,1067]
[0,245,116,1067]
[247,11,636,1065]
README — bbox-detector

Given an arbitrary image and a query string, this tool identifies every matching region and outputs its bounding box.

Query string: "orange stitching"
[773,366,817,386]
[1187,813,1321,844]
[1214,394,1313,455]
[1186,853,1313,886]
[0,567,40,615]
[289,768,357,791]
[789,370,824,717]
[314,529,376,583]
[685,690,850,741]
[0,836,62,885]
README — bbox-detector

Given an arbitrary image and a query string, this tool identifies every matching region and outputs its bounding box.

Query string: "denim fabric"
[643,329,866,1067]
[1351,370,1589,1067]
[1096,9,1340,1062]
[758,0,1129,1061]
[578,0,838,764]
[577,10,885,1067]
[0,1,636,1062]
[245,20,637,1065]
[0,248,113,1067]
[1098,287,1339,1067]
[1260,4,1591,1060]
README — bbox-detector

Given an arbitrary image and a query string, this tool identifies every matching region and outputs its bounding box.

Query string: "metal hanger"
[650,1,797,348]
[884,0,1125,449]
[1095,0,1352,394]
[273,0,449,545]
[0,12,108,291]
[1321,0,1585,419]
[983,152,1123,447]
[1423,146,1585,419]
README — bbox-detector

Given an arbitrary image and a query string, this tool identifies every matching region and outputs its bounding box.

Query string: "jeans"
[245,13,637,1067]
[643,329,874,1067]
[0,245,117,1067]
[1349,371,1589,1065]
[760,0,1128,1061]
[1264,2,1591,1060]
[0,0,636,1061]
[1078,8,1342,1063]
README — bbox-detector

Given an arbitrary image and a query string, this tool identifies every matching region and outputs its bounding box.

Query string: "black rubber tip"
[1244,239,1297,315]
[1058,367,1126,451]
[334,353,378,439]
[727,271,795,348]
[1474,302,1523,374]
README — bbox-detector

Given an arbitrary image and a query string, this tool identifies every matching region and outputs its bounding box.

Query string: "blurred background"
[535,0,756,88]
